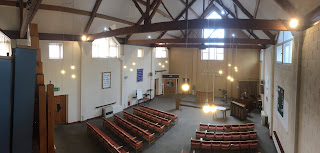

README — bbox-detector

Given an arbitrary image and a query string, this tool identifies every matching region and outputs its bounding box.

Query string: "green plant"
[221,90,227,95]
[192,85,196,90]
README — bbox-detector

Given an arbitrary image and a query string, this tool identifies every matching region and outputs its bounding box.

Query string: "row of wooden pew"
[200,123,254,132]
[103,118,143,153]
[196,130,257,141]
[86,122,128,153]
[133,108,172,127]
[114,115,155,144]
[140,105,178,123]
[191,138,258,152]
[124,111,165,135]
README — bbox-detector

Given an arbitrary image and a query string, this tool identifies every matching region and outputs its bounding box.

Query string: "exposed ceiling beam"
[88,19,294,40]
[232,0,275,40]
[83,0,102,35]
[19,0,23,27]
[20,0,43,38]
[154,44,265,49]
[0,2,135,26]
[161,1,184,36]
[253,0,261,19]
[179,0,200,18]
[157,0,197,39]
[132,0,144,16]
[127,38,274,45]
[304,5,320,28]
[234,3,238,18]
[135,0,171,19]
[273,0,299,17]
[150,0,162,21]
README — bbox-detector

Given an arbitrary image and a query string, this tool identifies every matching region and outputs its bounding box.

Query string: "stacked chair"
[103,118,143,153]
[140,105,178,123]
[124,111,165,135]
[86,122,128,153]
[114,115,155,144]
[133,108,172,127]
[192,123,258,152]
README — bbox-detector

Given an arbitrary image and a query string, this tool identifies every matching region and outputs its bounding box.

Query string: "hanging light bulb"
[132,62,136,66]
[219,70,223,74]
[159,63,162,66]
[227,76,231,80]
[210,105,217,112]
[165,60,168,63]
[228,64,231,67]
[71,65,75,70]
[81,35,87,41]
[203,99,211,113]
[123,66,127,69]
[61,70,66,74]
[162,65,165,68]
[130,68,133,72]
[71,74,76,79]
[235,69,238,72]
[234,66,238,70]
[182,83,190,91]
[230,77,234,82]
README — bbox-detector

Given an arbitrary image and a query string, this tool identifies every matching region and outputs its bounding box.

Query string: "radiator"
[102,106,113,118]
[261,110,268,126]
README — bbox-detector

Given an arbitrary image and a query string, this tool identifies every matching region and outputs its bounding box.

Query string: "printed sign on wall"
[102,72,111,89]
[137,69,143,82]
[277,86,284,117]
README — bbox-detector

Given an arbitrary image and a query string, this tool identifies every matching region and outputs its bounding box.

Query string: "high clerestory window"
[276,31,293,64]
[201,11,225,60]
[0,31,11,56]
[92,37,119,58]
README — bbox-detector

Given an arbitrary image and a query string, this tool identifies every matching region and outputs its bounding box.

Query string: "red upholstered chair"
[148,123,155,131]
[216,125,224,132]
[196,131,206,139]
[230,141,241,151]
[191,139,201,150]
[231,132,241,141]
[212,141,221,152]
[223,133,232,141]
[240,141,250,151]
[240,132,250,141]
[239,124,248,132]
[201,140,212,151]
[200,123,209,131]
[247,123,255,131]
[205,132,215,140]
[231,125,240,132]
[162,120,171,126]
[221,141,230,152]
[158,112,165,117]
[215,133,224,141]
[249,131,257,140]
[209,125,217,132]
[249,140,258,151]
[224,125,232,132]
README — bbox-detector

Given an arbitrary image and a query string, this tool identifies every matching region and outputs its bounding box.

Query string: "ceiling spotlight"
[71,74,76,79]
[123,66,127,69]
[232,33,235,37]
[71,65,75,70]
[234,66,238,69]
[132,62,136,66]
[227,76,231,80]
[148,35,151,39]
[130,68,133,72]
[219,70,223,74]
[104,27,107,31]
[61,70,66,75]
[221,11,225,15]
[289,18,298,28]
[81,35,87,41]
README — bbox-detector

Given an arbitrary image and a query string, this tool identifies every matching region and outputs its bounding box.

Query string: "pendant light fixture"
[71,0,76,79]
[182,0,190,92]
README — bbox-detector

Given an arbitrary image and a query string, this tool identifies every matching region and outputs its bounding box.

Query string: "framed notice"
[102,72,111,89]
[137,69,143,82]
[277,86,284,117]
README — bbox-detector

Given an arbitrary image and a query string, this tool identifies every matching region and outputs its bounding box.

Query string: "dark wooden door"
[164,79,176,94]
[54,95,67,124]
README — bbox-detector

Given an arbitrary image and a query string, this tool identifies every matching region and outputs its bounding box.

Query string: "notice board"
[137,69,143,82]
[102,72,111,89]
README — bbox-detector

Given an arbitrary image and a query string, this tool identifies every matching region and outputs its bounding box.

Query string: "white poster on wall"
[102,72,111,89]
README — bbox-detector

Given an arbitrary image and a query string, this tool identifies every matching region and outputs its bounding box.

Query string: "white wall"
[14,40,169,123]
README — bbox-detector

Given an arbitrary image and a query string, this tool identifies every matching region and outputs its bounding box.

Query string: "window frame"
[49,43,63,59]
[137,48,144,58]
[155,47,167,58]
[201,48,224,60]
[92,37,120,59]
[276,31,293,64]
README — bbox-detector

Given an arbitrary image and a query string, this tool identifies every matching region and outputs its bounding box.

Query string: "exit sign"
[54,87,60,91]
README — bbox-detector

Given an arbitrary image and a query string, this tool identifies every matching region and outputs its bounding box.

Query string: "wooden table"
[213,106,227,119]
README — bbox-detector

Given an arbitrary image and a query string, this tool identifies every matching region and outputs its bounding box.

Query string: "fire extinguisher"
[128,101,130,106]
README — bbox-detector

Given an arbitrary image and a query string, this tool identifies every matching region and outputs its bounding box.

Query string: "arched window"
[201,11,224,60]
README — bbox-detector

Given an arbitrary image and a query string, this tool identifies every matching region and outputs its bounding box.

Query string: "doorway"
[54,95,67,124]
[154,79,159,96]
[164,79,177,94]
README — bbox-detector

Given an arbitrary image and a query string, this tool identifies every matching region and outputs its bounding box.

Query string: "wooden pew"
[200,123,254,132]
[133,108,172,127]
[102,118,143,153]
[195,130,257,141]
[191,138,258,152]
[124,111,165,135]
[86,122,128,153]
[140,105,178,123]
[114,115,155,144]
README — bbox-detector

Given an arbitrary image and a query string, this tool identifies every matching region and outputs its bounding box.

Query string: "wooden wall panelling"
[38,85,47,153]
[47,84,55,153]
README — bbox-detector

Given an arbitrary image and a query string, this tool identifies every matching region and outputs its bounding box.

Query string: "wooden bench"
[86,122,128,153]
[133,108,172,127]
[103,118,143,153]
[140,105,178,123]
[200,123,254,132]
[124,111,165,135]
[114,115,155,144]
[191,138,258,152]
[196,130,257,141]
